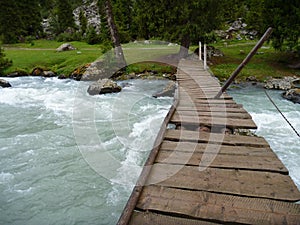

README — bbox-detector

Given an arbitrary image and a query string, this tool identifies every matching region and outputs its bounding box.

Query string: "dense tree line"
[0,0,299,53]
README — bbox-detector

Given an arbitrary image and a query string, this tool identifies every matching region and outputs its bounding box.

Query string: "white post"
[199,41,202,61]
[204,44,207,70]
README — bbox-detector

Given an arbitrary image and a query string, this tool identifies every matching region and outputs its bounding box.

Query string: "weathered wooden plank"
[161,140,274,156]
[174,110,252,119]
[170,114,257,129]
[146,164,300,201]
[137,186,300,224]
[176,106,247,113]
[179,99,236,104]
[155,149,288,174]
[164,130,269,147]
[129,211,219,225]
[178,85,221,89]
[179,93,233,100]
[177,102,244,108]
[120,59,300,225]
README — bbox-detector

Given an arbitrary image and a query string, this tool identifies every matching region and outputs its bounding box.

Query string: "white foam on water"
[1,77,173,224]
[14,187,33,194]
[0,172,14,184]
[229,87,300,189]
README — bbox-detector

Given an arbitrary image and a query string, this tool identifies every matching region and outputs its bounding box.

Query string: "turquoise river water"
[0,77,299,225]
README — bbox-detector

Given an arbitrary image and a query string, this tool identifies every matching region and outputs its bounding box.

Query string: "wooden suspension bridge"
[116,57,300,224]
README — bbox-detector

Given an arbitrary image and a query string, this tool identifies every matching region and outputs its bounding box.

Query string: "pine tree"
[0,1,20,43]
[112,0,134,43]
[51,0,76,35]
[263,0,300,52]
[0,0,42,43]
[134,0,225,57]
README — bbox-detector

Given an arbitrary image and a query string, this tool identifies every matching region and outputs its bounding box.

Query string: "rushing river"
[0,77,172,225]
[228,85,300,190]
[0,78,299,225]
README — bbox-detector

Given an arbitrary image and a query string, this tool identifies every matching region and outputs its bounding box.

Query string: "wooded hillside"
[0,0,299,52]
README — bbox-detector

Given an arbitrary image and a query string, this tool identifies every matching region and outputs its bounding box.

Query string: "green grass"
[3,40,180,76]
[3,40,103,75]
[3,39,102,49]
[4,49,101,75]
[3,39,299,80]
[208,41,300,82]
[125,62,176,74]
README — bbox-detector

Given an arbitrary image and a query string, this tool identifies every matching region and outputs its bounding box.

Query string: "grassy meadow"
[2,39,299,81]
[208,40,300,82]
[3,40,180,76]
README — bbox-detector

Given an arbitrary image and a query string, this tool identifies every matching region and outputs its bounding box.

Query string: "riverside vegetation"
[1,39,299,82]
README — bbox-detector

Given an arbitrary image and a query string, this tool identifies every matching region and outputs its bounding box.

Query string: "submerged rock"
[87,78,122,95]
[282,89,300,104]
[0,79,11,88]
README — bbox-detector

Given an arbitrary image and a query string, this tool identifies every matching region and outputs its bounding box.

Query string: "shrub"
[0,46,12,74]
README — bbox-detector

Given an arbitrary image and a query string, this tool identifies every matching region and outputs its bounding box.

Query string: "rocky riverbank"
[264,77,300,104]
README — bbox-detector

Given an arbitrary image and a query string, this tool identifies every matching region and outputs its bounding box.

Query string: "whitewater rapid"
[0,78,299,225]
[0,77,172,225]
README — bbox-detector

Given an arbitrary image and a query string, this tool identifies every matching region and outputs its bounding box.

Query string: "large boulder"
[0,79,11,88]
[282,89,300,104]
[56,43,76,52]
[81,59,125,81]
[153,81,176,98]
[87,78,122,95]
[70,64,90,81]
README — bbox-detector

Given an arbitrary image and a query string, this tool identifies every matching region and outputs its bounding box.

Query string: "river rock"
[0,79,11,88]
[43,71,56,77]
[153,81,176,98]
[282,89,300,104]
[56,43,76,52]
[81,60,125,81]
[291,78,300,88]
[264,77,295,90]
[81,61,107,81]
[31,68,56,77]
[70,64,90,81]
[6,71,28,77]
[87,78,122,95]
[58,74,68,79]
[32,67,44,76]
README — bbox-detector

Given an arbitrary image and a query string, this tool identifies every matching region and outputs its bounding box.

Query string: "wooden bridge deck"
[118,59,300,225]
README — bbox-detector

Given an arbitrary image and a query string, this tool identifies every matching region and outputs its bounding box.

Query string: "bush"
[0,46,12,74]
